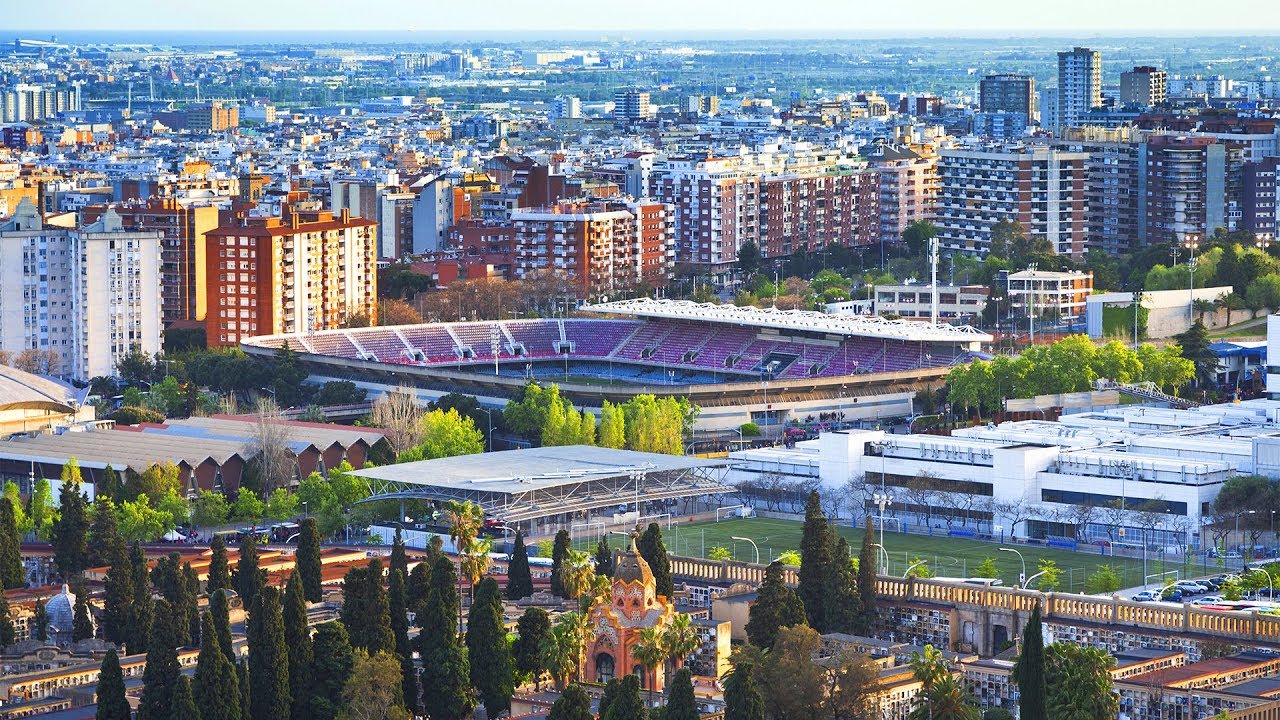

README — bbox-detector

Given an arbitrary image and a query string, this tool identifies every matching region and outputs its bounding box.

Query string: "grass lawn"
[587,517,1197,593]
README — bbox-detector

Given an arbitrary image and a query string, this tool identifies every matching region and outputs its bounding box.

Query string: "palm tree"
[661,613,700,671]
[909,644,980,720]
[632,626,667,691]
[445,500,487,606]
[560,550,597,601]
[541,622,579,690]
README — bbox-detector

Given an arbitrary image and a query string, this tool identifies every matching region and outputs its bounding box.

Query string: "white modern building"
[875,283,988,321]
[1057,47,1102,131]
[1006,269,1093,324]
[0,199,162,381]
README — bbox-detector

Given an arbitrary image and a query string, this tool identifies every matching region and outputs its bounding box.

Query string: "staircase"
[1096,380,1202,409]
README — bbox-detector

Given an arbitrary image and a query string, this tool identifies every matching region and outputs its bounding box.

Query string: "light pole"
[477,407,496,453]
[1000,547,1026,585]
[1023,569,1049,589]
[904,560,928,578]
[731,536,760,565]
[873,492,894,552]
[872,542,891,573]
[1183,234,1199,323]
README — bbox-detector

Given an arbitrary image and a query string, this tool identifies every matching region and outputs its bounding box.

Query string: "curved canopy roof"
[0,365,81,414]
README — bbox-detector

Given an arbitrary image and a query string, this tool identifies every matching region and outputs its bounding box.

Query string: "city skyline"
[13,0,1280,36]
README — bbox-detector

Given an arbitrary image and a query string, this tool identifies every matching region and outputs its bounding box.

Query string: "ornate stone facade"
[583,538,675,691]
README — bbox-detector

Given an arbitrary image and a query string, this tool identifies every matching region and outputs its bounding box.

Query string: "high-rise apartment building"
[0,83,82,123]
[204,207,378,348]
[649,156,759,272]
[1138,135,1228,245]
[1241,158,1278,240]
[613,89,653,121]
[866,144,939,245]
[510,199,673,295]
[550,96,582,119]
[331,176,415,258]
[935,144,1088,257]
[758,169,878,257]
[1057,47,1103,131]
[0,200,162,381]
[980,74,1036,123]
[81,199,220,326]
[1120,66,1168,107]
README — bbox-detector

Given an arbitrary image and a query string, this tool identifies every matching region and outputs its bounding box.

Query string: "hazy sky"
[13,0,1280,35]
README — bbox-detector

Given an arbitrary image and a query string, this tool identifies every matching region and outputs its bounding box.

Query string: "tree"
[29,477,53,539]
[826,650,882,720]
[632,626,666,691]
[543,614,587,690]
[96,649,132,720]
[103,551,133,648]
[1033,559,1062,591]
[32,602,47,642]
[265,488,299,521]
[341,559,395,655]
[0,595,13,645]
[126,462,181,504]
[662,612,701,671]
[514,608,551,689]
[1012,604,1047,720]
[117,495,175,543]
[207,534,233,594]
[666,668,698,720]
[234,488,266,522]
[128,543,154,656]
[386,566,416,716]
[724,655,766,720]
[138,599,182,720]
[72,584,94,641]
[210,589,235,662]
[823,536,862,634]
[1084,565,1123,595]
[975,558,999,579]
[100,466,123,505]
[550,529,572,597]
[315,380,368,406]
[603,674,646,720]
[284,572,314,720]
[194,613,243,720]
[507,528,535,600]
[369,388,423,458]
[297,517,324,602]
[746,561,807,649]
[736,239,762,275]
[86,498,123,569]
[248,587,291,720]
[468,577,514,718]
[339,649,412,720]
[547,683,594,720]
[599,400,627,449]
[799,490,835,630]
[638,523,675,599]
[757,626,827,720]
[1174,319,1218,388]
[0,498,25,589]
[53,459,89,578]
[397,407,485,462]
[909,645,979,720]
[311,621,356,720]
[236,535,267,610]
[1044,643,1117,720]
[902,220,938,257]
[417,555,474,720]
[173,676,201,720]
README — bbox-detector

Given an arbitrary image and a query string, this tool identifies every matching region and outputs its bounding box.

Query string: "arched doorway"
[595,653,615,684]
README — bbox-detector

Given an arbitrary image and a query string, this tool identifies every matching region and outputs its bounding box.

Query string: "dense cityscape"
[6,3,1280,720]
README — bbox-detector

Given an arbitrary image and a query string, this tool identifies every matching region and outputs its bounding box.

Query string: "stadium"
[240,298,992,431]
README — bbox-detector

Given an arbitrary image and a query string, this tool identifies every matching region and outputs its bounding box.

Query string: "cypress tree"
[1012,603,1047,720]
[407,560,431,616]
[310,621,355,720]
[389,526,408,578]
[283,572,314,720]
[387,566,417,715]
[745,561,807,650]
[0,596,14,645]
[546,682,594,720]
[666,668,698,720]
[248,587,290,720]
[137,599,181,720]
[210,589,235,663]
[514,607,551,689]
[238,658,251,720]
[797,490,833,631]
[33,602,48,642]
[101,465,122,503]
[236,535,266,610]
[194,613,242,720]
[72,583,94,641]
[604,673,646,720]
[86,498,123,569]
[856,517,879,634]
[183,563,201,647]
[724,661,766,720]
[207,534,232,594]
[0,498,26,589]
[598,677,624,720]
[102,548,133,647]
[417,556,474,720]
[506,528,534,600]
[172,676,200,720]
[95,648,132,720]
[127,543,153,656]
[638,522,674,599]
[550,528,571,597]
[52,464,89,578]
[467,577,514,718]
[364,558,394,655]
[296,517,323,603]
[823,537,862,634]
[595,535,615,577]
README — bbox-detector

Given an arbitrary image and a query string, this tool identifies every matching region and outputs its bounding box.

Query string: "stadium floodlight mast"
[731,536,759,565]
[872,492,893,553]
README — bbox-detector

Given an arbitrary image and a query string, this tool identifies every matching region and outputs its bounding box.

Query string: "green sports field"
[586,517,1197,593]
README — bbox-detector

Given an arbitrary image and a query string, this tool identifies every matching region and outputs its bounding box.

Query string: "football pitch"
[587,516,1197,593]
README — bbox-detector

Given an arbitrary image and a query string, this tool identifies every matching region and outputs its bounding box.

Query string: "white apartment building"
[875,283,988,320]
[1006,269,1093,324]
[866,144,938,245]
[1057,47,1102,131]
[0,200,162,381]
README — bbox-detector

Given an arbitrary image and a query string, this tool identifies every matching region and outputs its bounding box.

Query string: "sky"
[12,0,1280,36]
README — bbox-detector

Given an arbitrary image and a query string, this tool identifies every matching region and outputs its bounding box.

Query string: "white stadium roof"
[583,298,993,343]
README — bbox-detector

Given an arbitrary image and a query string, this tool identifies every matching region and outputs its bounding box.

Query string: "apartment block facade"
[1007,269,1094,324]
[0,200,162,381]
[204,208,378,348]
[510,199,673,296]
[1120,66,1168,107]
[979,73,1036,123]
[758,169,878,258]
[1057,47,1103,131]
[1138,134,1228,245]
[935,144,1088,257]
[649,157,760,272]
[866,144,938,245]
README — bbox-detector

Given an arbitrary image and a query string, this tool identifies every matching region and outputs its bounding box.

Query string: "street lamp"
[904,560,928,578]
[871,542,891,573]
[1000,547,1026,585]
[476,407,496,453]
[1183,234,1200,323]
[1023,569,1049,589]
[872,492,893,552]
[731,536,760,565]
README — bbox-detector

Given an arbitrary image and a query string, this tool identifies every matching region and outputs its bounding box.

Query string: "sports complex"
[241,298,992,430]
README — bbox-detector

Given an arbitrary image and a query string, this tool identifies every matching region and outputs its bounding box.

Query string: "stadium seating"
[303,332,361,359]
[451,322,505,358]
[613,321,675,360]
[562,320,643,357]
[355,329,412,361]
[504,320,565,357]
[399,326,462,362]
[689,325,758,370]
[649,322,716,363]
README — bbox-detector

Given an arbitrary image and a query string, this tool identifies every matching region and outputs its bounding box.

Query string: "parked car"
[1192,595,1226,605]
[1131,591,1159,602]
[1160,587,1184,602]
[1224,551,1244,559]
[1176,580,1210,594]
